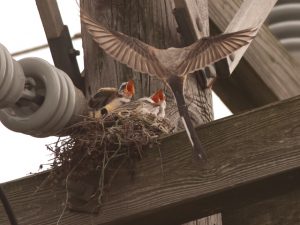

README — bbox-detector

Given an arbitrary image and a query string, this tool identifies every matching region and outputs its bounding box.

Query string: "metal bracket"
[36,0,84,93]
[47,25,84,92]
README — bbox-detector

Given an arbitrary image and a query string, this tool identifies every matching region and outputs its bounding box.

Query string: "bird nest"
[46,110,173,211]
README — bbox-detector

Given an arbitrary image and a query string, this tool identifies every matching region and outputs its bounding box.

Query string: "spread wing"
[177,28,257,75]
[80,11,167,78]
[89,87,118,109]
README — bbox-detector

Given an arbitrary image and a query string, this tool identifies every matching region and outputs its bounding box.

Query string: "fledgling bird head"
[119,79,135,98]
[151,89,165,105]
[150,89,166,118]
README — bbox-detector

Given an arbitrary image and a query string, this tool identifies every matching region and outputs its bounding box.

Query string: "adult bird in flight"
[81,10,257,160]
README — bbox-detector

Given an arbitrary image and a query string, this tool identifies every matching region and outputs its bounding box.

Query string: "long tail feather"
[168,77,207,160]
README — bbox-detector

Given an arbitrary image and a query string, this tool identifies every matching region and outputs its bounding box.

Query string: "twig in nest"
[46,111,174,211]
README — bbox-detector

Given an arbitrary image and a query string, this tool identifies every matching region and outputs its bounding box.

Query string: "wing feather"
[88,87,118,109]
[128,50,137,69]
[81,11,167,77]
[117,42,129,61]
[140,58,147,72]
[177,28,257,75]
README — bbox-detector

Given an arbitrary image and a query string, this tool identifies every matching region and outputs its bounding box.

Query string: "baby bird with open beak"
[89,80,135,118]
[137,89,166,117]
[113,89,166,118]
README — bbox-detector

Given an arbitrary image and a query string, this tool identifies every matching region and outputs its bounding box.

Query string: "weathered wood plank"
[209,0,300,112]
[1,95,300,225]
[35,0,64,38]
[174,0,209,38]
[210,2,300,223]
[222,185,300,225]
[224,0,277,73]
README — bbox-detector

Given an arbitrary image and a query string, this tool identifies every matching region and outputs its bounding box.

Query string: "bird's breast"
[105,97,130,112]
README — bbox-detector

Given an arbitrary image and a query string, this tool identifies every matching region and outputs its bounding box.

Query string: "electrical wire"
[11,33,81,57]
[0,185,19,225]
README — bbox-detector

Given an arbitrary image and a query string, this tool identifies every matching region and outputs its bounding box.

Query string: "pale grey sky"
[0,0,231,183]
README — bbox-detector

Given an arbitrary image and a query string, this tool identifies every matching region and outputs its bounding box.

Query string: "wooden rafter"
[1,95,300,225]
[224,0,278,73]
[172,0,298,114]
[209,0,300,113]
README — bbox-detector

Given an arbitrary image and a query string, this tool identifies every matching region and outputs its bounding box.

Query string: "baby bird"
[89,80,135,118]
[81,10,257,159]
[114,89,166,118]
[136,89,166,117]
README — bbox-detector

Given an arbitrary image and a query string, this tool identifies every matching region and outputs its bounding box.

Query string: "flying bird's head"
[151,89,166,106]
[119,79,135,98]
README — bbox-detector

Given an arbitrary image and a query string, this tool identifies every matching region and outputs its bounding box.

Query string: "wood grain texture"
[1,95,300,225]
[209,1,300,224]
[36,0,64,38]
[224,0,277,73]
[223,186,300,225]
[209,0,300,113]
[174,0,209,38]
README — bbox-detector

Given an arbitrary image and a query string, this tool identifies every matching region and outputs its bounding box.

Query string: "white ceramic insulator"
[0,43,26,108]
[267,1,300,60]
[0,56,87,137]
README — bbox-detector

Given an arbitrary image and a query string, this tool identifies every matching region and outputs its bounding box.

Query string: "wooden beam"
[1,95,300,225]
[222,184,300,225]
[174,0,209,38]
[36,0,84,92]
[209,0,300,113]
[35,0,64,39]
[224,0,278,73]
